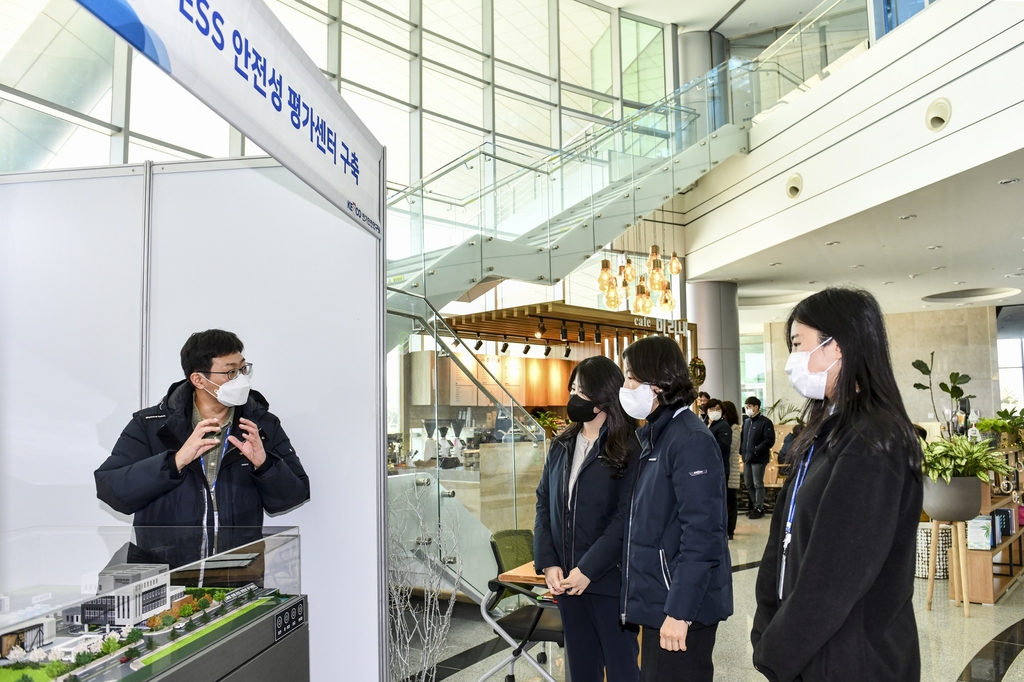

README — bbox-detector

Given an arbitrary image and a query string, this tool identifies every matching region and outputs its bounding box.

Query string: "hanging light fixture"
[647,244,661,272]
[474,333,483,351]
[563,343,571,358]
[594,325,602,343]
[660,282,676,310]
[523,337,531,355]
[544,341,552,357]
[635,277,649,315]
[623,257,637,284]
[500,335,509,354]
[559,321,568,342]
[605,283,622,309]
[649,258,667,293]
[535,318,546,339]
[577,322,585,343]
[669,251,683,276]
[596,259,614,292]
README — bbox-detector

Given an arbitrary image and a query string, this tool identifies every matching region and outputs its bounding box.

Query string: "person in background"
[722,401,743,540]
[741,396,775,519]
[697,391,711,425]
[534,356,641,682]
[706,398,732,501]
[751,287,923,682]
[777,424,805,466]
[616,336,732,682]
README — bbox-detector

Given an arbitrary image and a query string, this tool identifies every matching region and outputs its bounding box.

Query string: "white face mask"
[785,337,839,401]
[744,407,755,418]
[204,373,252,407]
[619,383,657,420]
[708,411,722,422]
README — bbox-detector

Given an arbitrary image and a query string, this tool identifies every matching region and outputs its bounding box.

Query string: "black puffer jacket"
[751,415,923,682]
[95,380,310,529]
[534,428,639,597]
[618,406,732,629]
[709,418,732,478]
[741,413,776,464]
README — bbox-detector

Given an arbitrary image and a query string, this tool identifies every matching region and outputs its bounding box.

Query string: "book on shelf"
[967,516,993,550]
[993,509,1015,541]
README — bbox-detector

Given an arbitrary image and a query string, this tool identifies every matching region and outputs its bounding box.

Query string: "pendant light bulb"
[669,251,683,276]
[647,244,661,271]
[605,284,622,309]
[649,259,667,293]
[660,284,676,310]
[622,258,636,284]
[597,259,613,292]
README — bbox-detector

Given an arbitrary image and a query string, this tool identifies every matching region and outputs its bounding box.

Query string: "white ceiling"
[694,147,1024,333]
[604,0,829,38]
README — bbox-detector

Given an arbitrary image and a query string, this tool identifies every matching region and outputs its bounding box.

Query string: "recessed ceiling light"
[909,274,920,279]
[927,245,942,250]
[825,241,840,246]
[881,281,893,285]
[851,264,864,268]
[999,299,1008,302]
[921,305,930,308]
[1008,273,1024,278]
[954,281,966,285]
[808,280,818,284]
[900,214,917,220]
[1000,178,1019,185]
[768,262,782,266]
[932,266,946,270]
[749,21,758,26]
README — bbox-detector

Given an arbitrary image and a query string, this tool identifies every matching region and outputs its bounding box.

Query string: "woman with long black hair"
[534,356,641,681]
[617,336,732,682]
[751,287,923,682]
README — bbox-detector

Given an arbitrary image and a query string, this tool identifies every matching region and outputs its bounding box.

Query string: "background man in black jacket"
[740,396,775,519]
[95,330,310,549]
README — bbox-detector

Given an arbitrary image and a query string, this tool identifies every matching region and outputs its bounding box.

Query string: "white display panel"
[147,161,383,681]
[0,170,145,532]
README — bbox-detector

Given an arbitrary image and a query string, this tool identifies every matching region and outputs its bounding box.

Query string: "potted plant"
[533,411,567,439]
[920,436,1015,521]
[912,352,977,437]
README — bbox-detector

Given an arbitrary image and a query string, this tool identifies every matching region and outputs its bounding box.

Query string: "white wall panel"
[147,161,382,681]
[0,170,145,533]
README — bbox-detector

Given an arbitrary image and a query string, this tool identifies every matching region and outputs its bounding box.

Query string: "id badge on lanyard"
[778,444,815,600]
[200,427,231,526]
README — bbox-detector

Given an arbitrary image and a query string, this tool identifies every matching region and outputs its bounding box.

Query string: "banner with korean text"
[78,0,384,238]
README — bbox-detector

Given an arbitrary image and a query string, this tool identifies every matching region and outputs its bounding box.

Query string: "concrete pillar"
[686,281,740,406]
[678,31,726,85]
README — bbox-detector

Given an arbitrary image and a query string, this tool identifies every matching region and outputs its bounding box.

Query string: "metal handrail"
[387,287,544,443]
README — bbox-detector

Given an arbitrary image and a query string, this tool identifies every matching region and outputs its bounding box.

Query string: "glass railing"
[386,287,547,601]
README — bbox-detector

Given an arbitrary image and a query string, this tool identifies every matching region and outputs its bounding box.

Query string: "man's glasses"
[205,363,253,381]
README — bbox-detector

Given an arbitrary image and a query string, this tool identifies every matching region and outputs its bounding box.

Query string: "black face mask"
[567,394,599,423]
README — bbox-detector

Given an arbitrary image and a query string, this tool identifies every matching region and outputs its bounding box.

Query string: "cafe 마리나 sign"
[633,317,688,334]
[77,0,384,239]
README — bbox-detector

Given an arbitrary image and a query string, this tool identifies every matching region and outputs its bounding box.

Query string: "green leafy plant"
[178,603,194,618]
[169,627,179,641]
[75,651,94,666]
[533,411,567,432]
[764,399,803,425]
[213,590,226,602]
[913,352,977,431]
[125,628,143,645]
[161,614,175,628]
[44,660,70,679]
[101,635,121,656]
[921,436,1015,483]
[146,636,156,651]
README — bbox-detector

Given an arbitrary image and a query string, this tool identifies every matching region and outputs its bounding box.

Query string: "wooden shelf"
[982,495,1015,515]
[969,525,1024,556]
[992,566,1024,603]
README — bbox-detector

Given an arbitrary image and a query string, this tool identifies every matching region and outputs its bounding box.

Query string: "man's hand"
[174,419,222,472]
[660,615,689,651]
[229,417,267,469]
[542,567,565,595]
[559,567,591,596]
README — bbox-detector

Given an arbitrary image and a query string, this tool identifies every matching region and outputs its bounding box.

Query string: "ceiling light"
[500,335,509,354]
[578,323,585,343]
[452,336,460,347]
[881,281,893,285]
[1007,274,1024,278]
[851,264,864,268]
[954,281,966,285]
[563,343,571,358]
[999,178,1019,185]
[927,245,942,250]
[474,333,483,351]
[595,325,602,344]
[922,305,930,308]
[909,274,920,279]
[523,338,531,355]
[900,214,917,220]
[768,262,782,267]
[544,342,552,357]
[825,241,840,246]
[559,320,568,342]
[808,280,818,284]
[932,266,946,271]
[535,318,546,339]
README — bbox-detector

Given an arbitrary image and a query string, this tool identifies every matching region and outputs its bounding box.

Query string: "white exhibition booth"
[0,156,386,679]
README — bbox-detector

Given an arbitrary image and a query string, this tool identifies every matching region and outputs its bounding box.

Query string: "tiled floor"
[431,514,1024,682]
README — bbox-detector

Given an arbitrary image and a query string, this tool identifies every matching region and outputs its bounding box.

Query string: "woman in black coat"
[616,336,732,682]
[751,288,923,682]
[534,356,641,682]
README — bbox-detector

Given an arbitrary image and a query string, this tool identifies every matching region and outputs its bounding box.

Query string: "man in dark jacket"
[95,330,310,553]
[741,396,775,519]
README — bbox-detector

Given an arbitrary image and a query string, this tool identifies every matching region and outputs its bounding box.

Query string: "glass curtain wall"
[0,0,670,193]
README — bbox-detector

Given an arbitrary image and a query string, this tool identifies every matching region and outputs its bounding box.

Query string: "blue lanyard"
[200,426,231,496]
[779,444,815,599]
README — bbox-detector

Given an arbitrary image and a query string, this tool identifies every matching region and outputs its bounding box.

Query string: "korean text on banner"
[78,0,384,239]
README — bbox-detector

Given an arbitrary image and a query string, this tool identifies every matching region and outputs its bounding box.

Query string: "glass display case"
[0,526,304,682]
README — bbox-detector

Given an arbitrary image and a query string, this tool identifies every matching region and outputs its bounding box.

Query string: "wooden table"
[479,561,558,682]
[498,561,547,586]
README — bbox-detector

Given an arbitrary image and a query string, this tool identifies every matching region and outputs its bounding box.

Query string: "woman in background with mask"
[705,398,732,503]
[534,356,641,682]
[720,400,743,539]
[617,336,732,682]
[750,287,923,682]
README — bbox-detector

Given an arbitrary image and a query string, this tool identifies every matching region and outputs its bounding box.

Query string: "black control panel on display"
[274,596,306,642]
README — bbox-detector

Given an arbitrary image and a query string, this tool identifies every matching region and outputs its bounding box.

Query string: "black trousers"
[640,622,718,682]
[726,488,738,536]
[558,592,639,682]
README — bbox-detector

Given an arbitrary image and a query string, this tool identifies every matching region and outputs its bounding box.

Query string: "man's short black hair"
[698,391,711,400]
[180,330,244,377]
[745,396,761,407]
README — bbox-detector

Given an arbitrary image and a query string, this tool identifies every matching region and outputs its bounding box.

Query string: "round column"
[685,280,740,406]
[678,31,727,85]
